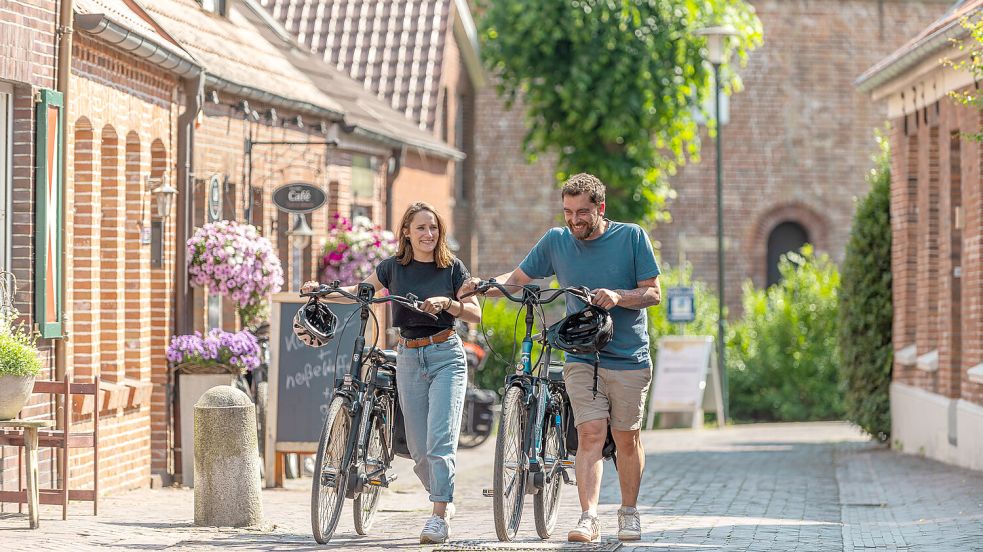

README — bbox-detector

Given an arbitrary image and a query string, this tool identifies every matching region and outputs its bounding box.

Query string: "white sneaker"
[420,514,450,544]
[568,512,600,542]
[618,506,641,541]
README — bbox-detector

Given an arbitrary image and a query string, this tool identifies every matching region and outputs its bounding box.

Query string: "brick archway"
[747,203,828,288]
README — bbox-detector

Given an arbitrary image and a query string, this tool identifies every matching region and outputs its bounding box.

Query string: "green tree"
[727,246,842,422]
[838,132,892,441]
[479,0,762,223]
[946,15,983,142]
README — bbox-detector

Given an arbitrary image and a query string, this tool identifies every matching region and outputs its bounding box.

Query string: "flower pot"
[0,374,36,420]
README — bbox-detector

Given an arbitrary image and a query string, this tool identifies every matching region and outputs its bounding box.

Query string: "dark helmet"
[546,304,614,355]
[293,297,338,348]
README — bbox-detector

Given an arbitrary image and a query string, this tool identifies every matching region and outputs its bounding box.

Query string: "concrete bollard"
[193,385,264,527]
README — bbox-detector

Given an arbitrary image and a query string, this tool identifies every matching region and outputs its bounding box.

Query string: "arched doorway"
[767,221,809,287]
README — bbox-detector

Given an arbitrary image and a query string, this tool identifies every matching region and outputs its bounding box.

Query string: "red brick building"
[2,0,459,499]
[472,1,953,309]
[857,0,983,471]
[258,0,485,269]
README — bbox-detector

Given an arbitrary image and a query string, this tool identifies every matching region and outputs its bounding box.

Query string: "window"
[0,82,11,273]
[766,221,809,287]
[351,155,375,221]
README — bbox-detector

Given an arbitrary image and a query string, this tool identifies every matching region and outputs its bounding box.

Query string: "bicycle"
[463,280,593,541]
[458,328,497,449]
[302,281,438,544]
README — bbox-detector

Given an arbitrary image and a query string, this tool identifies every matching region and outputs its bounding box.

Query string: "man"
[461,173,661,542]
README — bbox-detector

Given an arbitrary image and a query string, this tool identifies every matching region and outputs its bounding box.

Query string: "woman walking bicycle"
[302,202,480,544]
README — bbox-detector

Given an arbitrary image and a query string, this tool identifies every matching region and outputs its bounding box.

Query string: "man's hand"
[591,288,621,310]
[301,280,321,294]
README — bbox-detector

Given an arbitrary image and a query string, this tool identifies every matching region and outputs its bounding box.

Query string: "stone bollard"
[193,385,264,527]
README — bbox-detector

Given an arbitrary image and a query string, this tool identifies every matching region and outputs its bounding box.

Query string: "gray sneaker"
[568,512,600,542]
[420,514,450,544]
[618,506,641,541]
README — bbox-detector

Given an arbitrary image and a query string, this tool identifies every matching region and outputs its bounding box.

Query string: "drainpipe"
[54,0,74,446]
[172,73,204,479]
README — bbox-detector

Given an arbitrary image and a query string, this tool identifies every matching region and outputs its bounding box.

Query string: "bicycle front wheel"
[533,419,562,538]
[353,393,392,534]
[493,386,527,541]
[311,395,351,544]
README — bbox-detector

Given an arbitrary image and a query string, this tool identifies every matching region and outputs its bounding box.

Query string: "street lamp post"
[696,25,737,421]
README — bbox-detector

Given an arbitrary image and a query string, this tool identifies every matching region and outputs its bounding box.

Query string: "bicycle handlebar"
[461,279,593,306]
[301,284,439,321]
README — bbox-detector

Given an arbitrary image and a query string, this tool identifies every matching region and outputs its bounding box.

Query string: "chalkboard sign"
[265,292,370,486]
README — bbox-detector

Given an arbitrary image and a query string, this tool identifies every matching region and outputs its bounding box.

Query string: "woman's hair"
[395,202,454,268]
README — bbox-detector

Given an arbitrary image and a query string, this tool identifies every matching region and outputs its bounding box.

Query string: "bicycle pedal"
[482,488,495,497]
[560,459,575,467]
[368,472,398,487]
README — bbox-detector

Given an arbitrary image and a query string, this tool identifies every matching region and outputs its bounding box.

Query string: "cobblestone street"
[2,422,981,551]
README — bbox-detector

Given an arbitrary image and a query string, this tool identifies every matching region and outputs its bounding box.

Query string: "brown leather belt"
[398,328,455,349]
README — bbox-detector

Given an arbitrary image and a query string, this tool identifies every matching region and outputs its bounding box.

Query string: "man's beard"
[568,216,600,240]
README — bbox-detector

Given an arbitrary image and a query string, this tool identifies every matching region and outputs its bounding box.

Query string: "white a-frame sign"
[646,336,725,429]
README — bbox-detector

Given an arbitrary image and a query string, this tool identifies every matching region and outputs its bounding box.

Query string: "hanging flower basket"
[319,214,397,285]
[167,329,261,376]
[186,220,284,326]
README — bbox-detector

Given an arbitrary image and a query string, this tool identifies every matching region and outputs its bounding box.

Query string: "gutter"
[856,17,968,93]
[205,74,343,122]
[74,13,201,78]
[452,0,487,88]
[351,126,464,161]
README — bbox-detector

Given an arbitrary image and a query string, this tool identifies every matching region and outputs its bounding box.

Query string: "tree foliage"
[838,133,892,441]
[479,0,762,223]
[727,246,843,422]
[946,14,983,142]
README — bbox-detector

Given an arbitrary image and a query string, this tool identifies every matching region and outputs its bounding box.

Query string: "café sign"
[272,183,327,214]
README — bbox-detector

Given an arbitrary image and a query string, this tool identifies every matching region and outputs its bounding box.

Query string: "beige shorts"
[563,362,652,431]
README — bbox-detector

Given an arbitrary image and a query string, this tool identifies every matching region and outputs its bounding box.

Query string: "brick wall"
[472,0,952,308]
[0,0,61,496]
[890,91,983,407]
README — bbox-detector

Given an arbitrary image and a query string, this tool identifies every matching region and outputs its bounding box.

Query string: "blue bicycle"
[464,280,593,541]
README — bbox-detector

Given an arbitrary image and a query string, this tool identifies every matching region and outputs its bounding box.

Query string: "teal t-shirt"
[519,221,661,370]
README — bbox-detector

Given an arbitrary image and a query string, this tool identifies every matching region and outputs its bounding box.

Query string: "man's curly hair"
[560,173,606,206]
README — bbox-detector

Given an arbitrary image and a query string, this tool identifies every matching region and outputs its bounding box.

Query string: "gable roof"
[259,0,455,131]
[856,0,981,92]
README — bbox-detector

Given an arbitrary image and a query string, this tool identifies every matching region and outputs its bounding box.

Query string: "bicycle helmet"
[292,297,338,348]
[546,304,614,355]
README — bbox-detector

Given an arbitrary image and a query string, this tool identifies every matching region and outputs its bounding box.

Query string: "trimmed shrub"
[838,134,892,441]
[727,245,843,422]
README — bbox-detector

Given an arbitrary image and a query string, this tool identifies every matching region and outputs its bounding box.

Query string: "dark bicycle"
[301,281,437,544]
[463,280,594,541]
[458,329,497,449]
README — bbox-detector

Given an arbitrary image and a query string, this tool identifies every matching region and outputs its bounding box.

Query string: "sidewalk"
[1,422,981,551]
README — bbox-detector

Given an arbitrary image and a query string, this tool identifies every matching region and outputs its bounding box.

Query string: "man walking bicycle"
[462,173,661,542]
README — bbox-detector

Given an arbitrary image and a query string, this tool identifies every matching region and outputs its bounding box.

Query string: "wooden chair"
[0,373,100,519]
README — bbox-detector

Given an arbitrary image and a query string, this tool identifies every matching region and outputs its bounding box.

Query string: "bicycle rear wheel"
[311,396,351,544]
[353,394,392,534]
[493,386,527,541]
[533,420,562,538]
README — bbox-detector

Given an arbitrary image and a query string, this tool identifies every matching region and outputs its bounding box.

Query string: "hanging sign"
[272,183,326,214]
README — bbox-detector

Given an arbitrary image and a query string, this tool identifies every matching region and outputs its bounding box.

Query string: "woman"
[302,202,479,544]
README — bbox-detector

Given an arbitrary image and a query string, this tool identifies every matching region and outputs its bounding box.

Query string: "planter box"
[123,379,155,409]
[178,373,235,487]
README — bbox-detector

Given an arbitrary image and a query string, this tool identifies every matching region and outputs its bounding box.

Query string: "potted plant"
[168,328,261,486]
[319,213,397,285]
[186,220,284,327]
[0,293,42,420]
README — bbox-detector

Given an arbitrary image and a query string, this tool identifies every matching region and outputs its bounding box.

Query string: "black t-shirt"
[376,256,470,338]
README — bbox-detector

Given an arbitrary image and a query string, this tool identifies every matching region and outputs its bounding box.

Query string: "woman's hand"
[301,280,321,294]
[421,296,452,316]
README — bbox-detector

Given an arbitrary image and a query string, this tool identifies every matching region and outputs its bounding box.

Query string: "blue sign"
[666,286,695,323]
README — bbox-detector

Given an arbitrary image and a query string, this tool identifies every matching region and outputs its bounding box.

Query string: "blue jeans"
[396,333,467,503]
